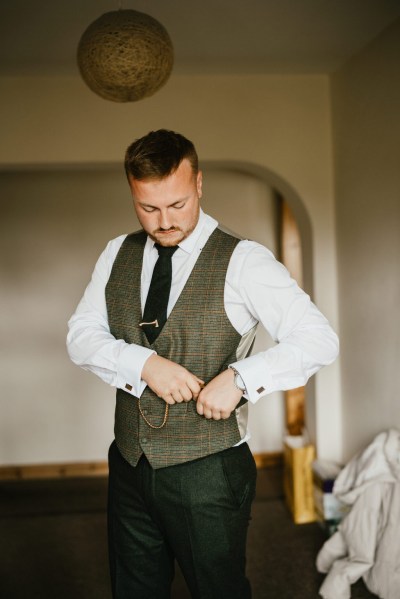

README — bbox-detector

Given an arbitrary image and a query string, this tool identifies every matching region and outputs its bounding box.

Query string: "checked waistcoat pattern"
[105,228,247,469]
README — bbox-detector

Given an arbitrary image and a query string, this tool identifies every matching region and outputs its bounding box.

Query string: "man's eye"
[174,203,184,209]
[143,206,155,213]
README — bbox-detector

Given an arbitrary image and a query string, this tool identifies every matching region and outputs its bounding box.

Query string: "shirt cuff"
[116,344,156,398]
[229,354,273,404]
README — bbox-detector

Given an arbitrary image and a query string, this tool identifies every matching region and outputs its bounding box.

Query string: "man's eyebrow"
[170,197,189,206]
[138,196,190,208]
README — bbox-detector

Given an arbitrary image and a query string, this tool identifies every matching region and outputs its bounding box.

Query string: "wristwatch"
[228,366,246,393]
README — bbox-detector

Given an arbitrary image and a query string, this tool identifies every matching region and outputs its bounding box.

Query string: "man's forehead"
[129,159,195,184]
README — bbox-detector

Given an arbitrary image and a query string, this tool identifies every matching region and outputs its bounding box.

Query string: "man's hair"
[124,129,199,181]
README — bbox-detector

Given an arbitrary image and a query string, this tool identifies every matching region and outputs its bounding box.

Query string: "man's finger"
[188,377,204,398]
[181,386,193,402]
[163,393,176,405]
[196,401,204,415]
[172,390,184,403]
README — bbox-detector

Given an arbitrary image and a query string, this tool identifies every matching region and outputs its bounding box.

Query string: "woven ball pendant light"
[77,9,174,102]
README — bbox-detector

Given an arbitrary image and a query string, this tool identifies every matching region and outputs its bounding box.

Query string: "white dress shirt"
[67,210,338,416]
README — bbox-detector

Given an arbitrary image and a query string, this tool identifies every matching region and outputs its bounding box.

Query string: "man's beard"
[150,227,184,247]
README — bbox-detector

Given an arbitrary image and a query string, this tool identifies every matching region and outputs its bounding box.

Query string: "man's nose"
[159,210,172,230]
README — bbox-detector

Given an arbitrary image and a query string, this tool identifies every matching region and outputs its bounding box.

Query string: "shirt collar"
[178,208,207,254]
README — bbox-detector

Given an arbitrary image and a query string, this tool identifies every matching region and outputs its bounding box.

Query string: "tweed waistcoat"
[106,227,253,469]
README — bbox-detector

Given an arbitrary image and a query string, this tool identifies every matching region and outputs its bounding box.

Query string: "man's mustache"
[155,227,181,233]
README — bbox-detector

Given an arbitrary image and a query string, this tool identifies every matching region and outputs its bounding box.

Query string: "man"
[67,129,339,598]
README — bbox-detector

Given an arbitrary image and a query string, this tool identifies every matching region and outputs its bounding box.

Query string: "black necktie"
[140,243,178,344]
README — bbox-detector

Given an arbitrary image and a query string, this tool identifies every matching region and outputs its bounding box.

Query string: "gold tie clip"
[139,319,159,328]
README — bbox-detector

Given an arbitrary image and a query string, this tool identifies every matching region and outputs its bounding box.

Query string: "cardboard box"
[283,437,316,524]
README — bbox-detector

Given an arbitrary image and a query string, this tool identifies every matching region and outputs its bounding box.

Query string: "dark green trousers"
[107,440,257,599]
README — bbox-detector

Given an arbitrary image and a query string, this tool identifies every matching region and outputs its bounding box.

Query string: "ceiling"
[0,0,399,76]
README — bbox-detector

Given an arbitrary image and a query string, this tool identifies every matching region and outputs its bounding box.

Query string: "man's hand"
[196,369,243,420]
[141,354,204,405]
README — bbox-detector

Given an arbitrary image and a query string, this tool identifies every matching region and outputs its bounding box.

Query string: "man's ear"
[196,170,203,198]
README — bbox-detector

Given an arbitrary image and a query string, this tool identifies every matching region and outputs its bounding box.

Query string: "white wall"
[0,169,128,464]
[0,73,341,463]
[332,19,400,461]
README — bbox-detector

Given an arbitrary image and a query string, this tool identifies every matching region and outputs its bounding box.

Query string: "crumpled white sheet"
[316,429,400,599]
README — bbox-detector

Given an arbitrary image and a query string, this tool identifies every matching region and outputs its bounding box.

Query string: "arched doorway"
[201,161,315,459]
